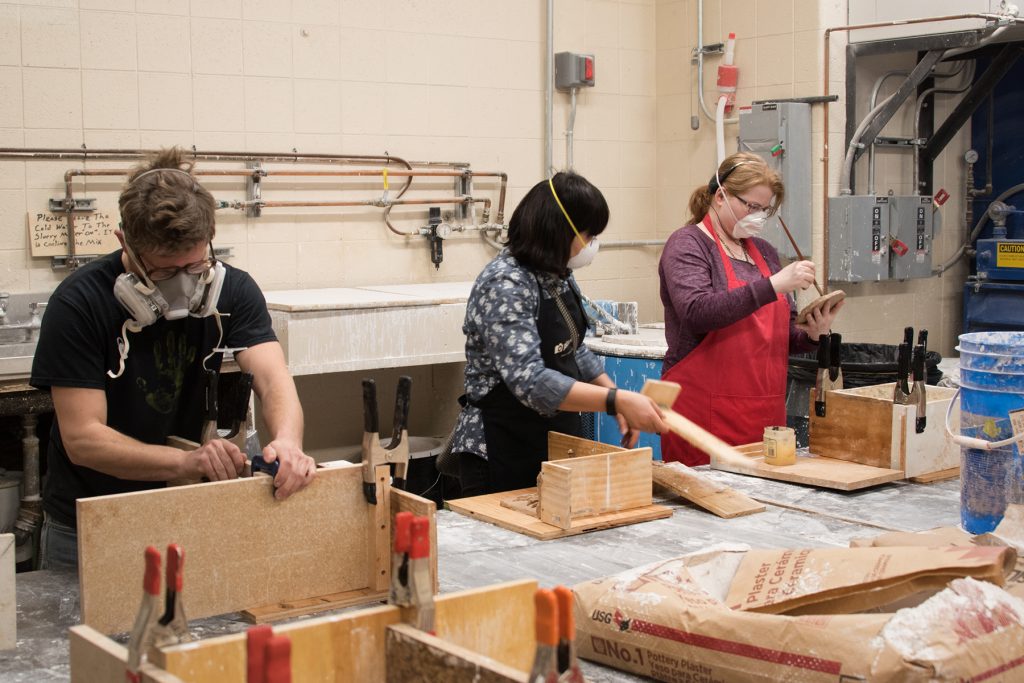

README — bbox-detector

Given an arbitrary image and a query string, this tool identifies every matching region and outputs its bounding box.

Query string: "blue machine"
[589,352,664,459]
[965,56,1024,334]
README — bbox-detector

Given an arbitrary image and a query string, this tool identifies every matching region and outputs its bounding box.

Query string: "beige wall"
[655,0,968,356]
[0,0,661,319]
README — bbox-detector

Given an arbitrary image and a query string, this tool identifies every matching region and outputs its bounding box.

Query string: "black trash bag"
[785,343,943,447]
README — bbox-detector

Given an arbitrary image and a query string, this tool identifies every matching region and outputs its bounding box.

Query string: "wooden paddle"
[641,380,758,471]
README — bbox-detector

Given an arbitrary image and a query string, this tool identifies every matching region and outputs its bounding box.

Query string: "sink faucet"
[28,302,46,341]
[0,293,8,325]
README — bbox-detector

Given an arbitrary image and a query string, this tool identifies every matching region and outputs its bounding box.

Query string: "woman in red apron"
[658,152,843,465]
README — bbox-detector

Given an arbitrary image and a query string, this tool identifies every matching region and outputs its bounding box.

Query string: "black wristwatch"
[606,388,618,416]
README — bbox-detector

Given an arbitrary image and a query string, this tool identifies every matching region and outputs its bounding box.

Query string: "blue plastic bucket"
[958,332,1024,534]
[959,332,1024,355]
[956,346,1024,373]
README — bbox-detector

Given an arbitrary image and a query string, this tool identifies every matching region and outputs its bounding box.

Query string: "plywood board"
[449,488,673,541]
[714,443,905,491]
[0,533,14,651]
[652,461,765,518]
[537,448,652,528]
[69,625,184,683]
[148,579,538,683]
[77,463,380,634]
[385,624,527,683]
[547,431,624,460]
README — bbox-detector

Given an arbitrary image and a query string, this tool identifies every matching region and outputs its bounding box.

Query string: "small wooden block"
[1,534,14,651]
[652,461,765,518]
[385,624,527,683]
[241,586,388,624]
[908,466,960,484]
[796,289,846,324]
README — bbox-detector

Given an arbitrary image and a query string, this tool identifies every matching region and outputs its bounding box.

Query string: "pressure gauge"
[964,149,980,164]
[436,223,452,240]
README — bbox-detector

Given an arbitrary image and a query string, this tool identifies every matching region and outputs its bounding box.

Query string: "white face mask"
[567,237,599,270]
[733,209,769,238]
[156,271,203,320]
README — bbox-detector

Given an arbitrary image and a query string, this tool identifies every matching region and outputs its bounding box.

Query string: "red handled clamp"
[125,546,162,682]
[153,544,189,646]
[390,511,414,607]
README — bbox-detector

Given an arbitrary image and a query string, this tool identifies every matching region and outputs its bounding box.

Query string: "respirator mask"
[114,243,225,328]
[710,161,770,239]
[549,177,599,270]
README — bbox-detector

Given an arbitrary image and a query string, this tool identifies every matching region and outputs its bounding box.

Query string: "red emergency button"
[584,57,593,80]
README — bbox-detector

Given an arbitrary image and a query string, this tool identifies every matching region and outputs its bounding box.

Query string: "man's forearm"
[64,423,189,481]
[259,376,304,446]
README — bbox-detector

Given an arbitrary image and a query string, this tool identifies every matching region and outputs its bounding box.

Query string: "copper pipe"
[821,13,1008,290]
[252,196,490,211]
[63,168,506,179]
[778,215,824,296]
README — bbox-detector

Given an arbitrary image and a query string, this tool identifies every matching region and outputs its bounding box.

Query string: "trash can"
[786,343,943,446]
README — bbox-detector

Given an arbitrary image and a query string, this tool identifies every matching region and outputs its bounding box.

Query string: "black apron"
[476,277,588,493]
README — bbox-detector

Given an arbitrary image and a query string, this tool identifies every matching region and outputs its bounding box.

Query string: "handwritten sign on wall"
[27,209,120,257]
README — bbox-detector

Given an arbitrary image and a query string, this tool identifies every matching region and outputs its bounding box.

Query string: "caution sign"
[996,242,1024,269]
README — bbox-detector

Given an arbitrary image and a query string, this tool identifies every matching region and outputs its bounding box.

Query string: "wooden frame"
[76,462,437,634]
[808,383,960,479]
[548,432,765,519]
[537,448,653,529]
[69,580,537,683]
[448,434,673,539]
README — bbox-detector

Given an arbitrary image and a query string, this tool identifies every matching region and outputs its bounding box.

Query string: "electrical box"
[889,195,934,280]
[555,52,595,91]
[828,195,890,283]
[738,102,812,261]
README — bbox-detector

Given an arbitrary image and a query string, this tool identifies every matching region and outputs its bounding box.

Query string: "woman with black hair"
[449,172,667,496]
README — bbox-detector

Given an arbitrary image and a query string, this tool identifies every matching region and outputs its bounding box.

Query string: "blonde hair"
[687,152,784,225]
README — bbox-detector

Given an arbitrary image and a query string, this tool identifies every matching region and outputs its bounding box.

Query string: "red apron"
[661,215,790,465]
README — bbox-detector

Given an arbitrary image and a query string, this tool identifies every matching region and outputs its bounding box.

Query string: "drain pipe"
[546,0,554,176]
[13,413,41,567]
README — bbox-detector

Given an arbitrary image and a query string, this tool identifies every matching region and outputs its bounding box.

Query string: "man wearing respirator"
[30,148,316,571]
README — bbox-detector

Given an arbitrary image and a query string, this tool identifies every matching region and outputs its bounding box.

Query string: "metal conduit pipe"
[821,12,1014,287]
[911,60,976,191]
[241,196,491,211]
[696,0,738,125]
[866,70,909,193]
[546,0,554,175]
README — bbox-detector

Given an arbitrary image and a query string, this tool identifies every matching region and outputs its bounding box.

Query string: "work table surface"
[5,470,962,682]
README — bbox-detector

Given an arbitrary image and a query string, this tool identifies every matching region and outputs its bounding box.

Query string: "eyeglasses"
[733,194,775,216]
[127,242,216,282]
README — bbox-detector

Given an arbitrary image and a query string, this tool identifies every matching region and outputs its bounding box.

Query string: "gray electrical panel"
[738,102,812,260]
[555,52,595,91]
[889,195,934,280]
[828,195,890,283]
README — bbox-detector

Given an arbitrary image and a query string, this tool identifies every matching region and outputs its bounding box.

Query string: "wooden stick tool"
[777,214,824,296]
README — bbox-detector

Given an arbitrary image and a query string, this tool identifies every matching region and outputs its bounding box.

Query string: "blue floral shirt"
[451,250,604,459]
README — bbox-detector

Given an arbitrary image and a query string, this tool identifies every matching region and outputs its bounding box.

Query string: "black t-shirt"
[30,251,278,525]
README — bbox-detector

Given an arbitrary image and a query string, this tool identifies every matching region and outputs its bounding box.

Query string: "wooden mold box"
[69,579,538,683]
[77,463,437,634]
[449,436,672,540]
[808,383,960,480]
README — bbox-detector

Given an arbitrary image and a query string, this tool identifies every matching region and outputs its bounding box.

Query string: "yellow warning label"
[996,242,1024,269]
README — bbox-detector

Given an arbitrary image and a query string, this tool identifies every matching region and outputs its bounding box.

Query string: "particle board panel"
[77,463,375,634]
[147,580,538,683]
[652,461,766,518]
[0,533,14,651]
[537,448,653,528]
[716,443,905,491]
[450,488,673,540]
[385,624,527,683]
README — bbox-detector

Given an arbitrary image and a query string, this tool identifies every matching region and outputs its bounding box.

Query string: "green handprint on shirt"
[136,330,197,414]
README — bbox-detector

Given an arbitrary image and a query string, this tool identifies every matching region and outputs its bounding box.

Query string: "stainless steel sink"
[0,292,50,355]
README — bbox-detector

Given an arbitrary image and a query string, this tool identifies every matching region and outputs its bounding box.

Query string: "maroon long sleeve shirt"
[659,224,817,370]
